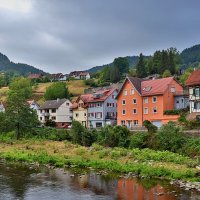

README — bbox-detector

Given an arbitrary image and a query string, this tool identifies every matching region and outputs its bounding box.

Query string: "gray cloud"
[0,0,200,73]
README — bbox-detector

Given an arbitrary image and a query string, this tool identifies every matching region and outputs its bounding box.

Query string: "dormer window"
[124,90,127,96]
[130,89,134,95]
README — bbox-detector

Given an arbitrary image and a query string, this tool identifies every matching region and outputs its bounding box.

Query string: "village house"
[38,98,72,128]
[70,94,93,127]
[0,102,5,112]
[87,88,118,128]
[69,71,90,80]
[50,73,69,81]
[28,73,43,80]
[80,72,90,80]
[186,69,200,120]
[116,76,184,128]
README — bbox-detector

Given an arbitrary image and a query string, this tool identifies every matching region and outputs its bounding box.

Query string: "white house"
[38,98,72,127]
[186,69,200,119]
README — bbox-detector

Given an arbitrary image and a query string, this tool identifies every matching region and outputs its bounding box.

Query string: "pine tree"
[136,53,147,78]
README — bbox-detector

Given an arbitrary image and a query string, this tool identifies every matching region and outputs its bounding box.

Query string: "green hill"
[180,44,200,67]
[0,52,46,75]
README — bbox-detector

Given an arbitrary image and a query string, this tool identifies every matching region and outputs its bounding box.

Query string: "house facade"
[80,72,90,80]
[186,69,200,119]
[87,88,118,128]
[117,76,184,128]
[70,94,92,127]
[38,98,72,127]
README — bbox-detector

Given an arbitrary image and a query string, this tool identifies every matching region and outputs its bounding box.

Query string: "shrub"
[156,122,186,152]
[143,120,157,133]
[70,121,97,146]
[97,125,130,148]
[129,132,148,149]
[164,110,180,115]
[182,137,200,157]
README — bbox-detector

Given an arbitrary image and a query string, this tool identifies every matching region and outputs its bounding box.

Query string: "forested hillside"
[180,44,200,66]
[0,52,46,75]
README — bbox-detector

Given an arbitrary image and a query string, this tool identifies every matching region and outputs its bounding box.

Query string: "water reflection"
[0,161,200,200]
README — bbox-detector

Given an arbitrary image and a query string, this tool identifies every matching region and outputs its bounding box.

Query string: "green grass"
[0,139,199,181]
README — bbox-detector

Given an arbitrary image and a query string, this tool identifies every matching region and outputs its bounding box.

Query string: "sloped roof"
[117,76,177,98]
[88,88,116,103]
[70,94,93,109]
[39,98,67,109]
[28,74,42,79]
[186,69,200,86]
[141,77,174,96]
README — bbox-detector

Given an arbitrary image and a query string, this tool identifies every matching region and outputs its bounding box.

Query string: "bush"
[129,132,148,149]
[182,137,200,157]
[164,110,180,115]
[70,121,97,146]
[156,122,186,152]
[143,120,157,133]
[97,125,130,148]
[184,120,200,130]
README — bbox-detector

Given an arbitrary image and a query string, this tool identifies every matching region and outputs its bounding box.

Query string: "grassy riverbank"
[0,139,199,181]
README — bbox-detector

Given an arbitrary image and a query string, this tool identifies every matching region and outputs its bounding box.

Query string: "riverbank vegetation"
[0,138,199,181]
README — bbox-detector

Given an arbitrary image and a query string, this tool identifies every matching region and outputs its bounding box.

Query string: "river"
[0,161,200,200]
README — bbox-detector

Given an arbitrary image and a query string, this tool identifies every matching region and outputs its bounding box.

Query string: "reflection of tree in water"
[0,161,40,200]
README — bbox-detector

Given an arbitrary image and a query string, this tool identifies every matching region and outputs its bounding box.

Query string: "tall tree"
[110,66,120,83]
[136,53,147,78]
[113,57,129,74]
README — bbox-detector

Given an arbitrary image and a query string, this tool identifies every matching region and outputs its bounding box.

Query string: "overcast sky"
[0,0,200,73]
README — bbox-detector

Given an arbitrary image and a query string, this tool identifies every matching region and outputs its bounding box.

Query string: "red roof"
[87,88,116,102]
[141,77,174,96]
[28,74,42,79]
[186,69,200,86]
[70,94,93,109]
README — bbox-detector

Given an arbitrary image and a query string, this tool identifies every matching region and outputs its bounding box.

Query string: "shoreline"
[0,139,200,190]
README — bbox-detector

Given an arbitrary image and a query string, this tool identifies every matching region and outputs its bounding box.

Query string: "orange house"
[116,76,183,128]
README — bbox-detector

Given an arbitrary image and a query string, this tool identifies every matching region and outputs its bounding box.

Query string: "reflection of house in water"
[117,179,177,200]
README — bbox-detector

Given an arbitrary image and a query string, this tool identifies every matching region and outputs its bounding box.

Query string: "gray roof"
[39,98,67,109]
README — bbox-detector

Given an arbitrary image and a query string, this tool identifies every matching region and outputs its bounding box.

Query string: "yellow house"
[70,94,92,127]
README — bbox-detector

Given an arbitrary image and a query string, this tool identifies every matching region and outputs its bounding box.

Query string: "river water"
[0,161,200,200]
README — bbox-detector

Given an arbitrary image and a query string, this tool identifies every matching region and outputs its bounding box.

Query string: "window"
[112,95,116,99]
[132,99,137,104]
[144,108,148,114]
[194,102,200,110]
[96,122,102,128]
[51,116,56,120]
[144,97,148,103]
[176,100,179,104]
[152,96,157,103]
[96,112,102,119]
[122,109,126,115]
[75,113,79,117]
[124,90,127,96]
[52,109,56,113]
[122,100,126,105]
[153,107,157,114]
[170,87,176,93]
[133,109,137,114]
[66,103,70,106]
[121,120,125,125]
[133,120,138,126]
[130,89,134,95]
[40,117,42,120]
[84,113,87,117]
